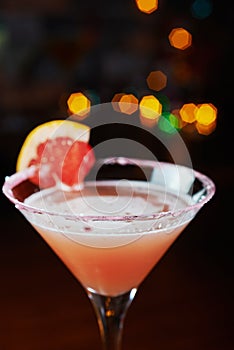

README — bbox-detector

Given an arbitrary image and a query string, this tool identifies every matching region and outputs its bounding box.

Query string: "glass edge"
[2,160,216,222]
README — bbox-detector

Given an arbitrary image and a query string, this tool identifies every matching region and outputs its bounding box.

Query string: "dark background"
[0,1,233,349]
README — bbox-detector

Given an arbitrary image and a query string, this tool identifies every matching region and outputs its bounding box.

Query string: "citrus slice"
[16,119,95,188]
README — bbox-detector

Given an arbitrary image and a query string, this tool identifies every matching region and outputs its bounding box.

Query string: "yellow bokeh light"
[180,103,198,123]
[195,103,217,125]
[147,70,167,91]
[119,94,139,115]
[139,95,162,120]
[135,0,158,14]
[169,27,192,50]
[67,92,91,118]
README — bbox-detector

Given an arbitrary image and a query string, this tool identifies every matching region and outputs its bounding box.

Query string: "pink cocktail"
[3,158,215,349]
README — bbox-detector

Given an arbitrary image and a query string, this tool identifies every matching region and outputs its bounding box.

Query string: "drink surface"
[25,181,191,296]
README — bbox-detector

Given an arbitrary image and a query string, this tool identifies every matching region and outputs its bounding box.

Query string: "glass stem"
[88,288,137,350]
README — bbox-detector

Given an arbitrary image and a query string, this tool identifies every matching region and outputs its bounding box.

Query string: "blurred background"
[0,1,233,349]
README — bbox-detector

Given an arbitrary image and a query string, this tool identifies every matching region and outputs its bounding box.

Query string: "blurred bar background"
[0,1,233,349]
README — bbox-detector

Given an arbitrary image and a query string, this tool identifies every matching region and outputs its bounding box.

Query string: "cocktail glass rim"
[3,157,215,222]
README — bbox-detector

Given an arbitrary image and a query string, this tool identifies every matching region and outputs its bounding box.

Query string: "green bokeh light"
[158,112,180,134]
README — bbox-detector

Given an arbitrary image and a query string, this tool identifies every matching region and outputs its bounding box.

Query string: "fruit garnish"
[16,120,95,188]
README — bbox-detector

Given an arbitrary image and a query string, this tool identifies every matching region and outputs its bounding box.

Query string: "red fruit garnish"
[29,137,95,188]
[16,120,95,188]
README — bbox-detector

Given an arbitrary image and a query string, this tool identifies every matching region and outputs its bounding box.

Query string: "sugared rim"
[2,158,216,222]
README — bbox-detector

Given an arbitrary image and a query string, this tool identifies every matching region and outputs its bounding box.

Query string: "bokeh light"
[67,92,91,118]
[191,0,213,19]
[139,95,162,120]
[112,93,126,112]
[195,103,217,125]
[135,0,159,14]
[146,70,167,91]
[84,90,100,106]
[118,94,139,114]
[196,120,216,135]
[169,28,192,50]
[180,103,198,123]
[112,93,125,102]
[171,108,187,129]
[112,93,138,114]
[156,93,170,112]
[158,113,179,134]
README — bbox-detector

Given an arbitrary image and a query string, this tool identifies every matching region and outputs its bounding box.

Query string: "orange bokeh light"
[146,70,167,91]
[67,92,91,118]
[180,103,198,123]
[139,95,162,120]
[195,103,217,125]
[171,108,187,129]
[119,94,139,115]
[169,27,192,50]
[196,121,217,135]
[135,0,158,14]
[112,93,125,112]
[112,93,139,114]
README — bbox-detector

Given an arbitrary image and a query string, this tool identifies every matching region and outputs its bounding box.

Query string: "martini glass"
[2,157,215,350]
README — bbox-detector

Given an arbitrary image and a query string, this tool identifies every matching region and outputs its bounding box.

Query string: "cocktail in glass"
[2,157,215,350]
